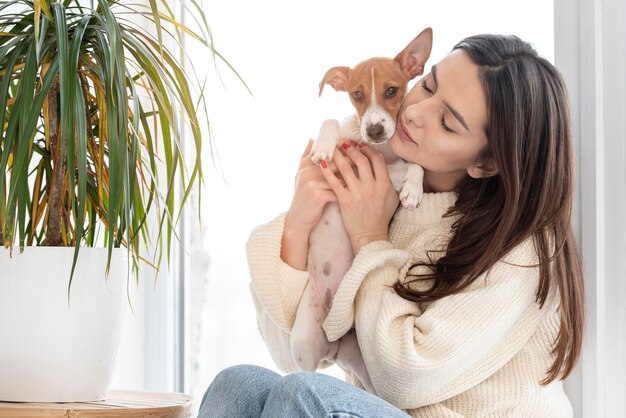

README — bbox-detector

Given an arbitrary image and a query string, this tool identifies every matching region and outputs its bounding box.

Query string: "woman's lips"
[396,120,415,145]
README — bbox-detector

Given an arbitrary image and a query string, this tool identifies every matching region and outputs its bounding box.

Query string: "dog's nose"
[366,123,385,142]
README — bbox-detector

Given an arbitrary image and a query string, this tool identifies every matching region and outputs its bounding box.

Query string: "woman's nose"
[404,102,427,128]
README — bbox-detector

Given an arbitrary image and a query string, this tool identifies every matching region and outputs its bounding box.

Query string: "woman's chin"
[389,133,413,161]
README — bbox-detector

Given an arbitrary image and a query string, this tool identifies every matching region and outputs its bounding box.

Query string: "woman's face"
[389,49,491,192]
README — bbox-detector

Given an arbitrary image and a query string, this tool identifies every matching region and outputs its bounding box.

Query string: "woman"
[199,33,585,417]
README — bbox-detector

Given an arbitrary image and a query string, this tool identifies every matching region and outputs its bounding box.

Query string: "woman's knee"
[261,371,328,416]
[198,365,280,418]
[204,364,279,399]
[270,371,343,406]
[278,371,322,390]
[213,364,266,387]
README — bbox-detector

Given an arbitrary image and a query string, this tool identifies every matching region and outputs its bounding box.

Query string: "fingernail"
[359,142,367,148]
[320,160,328,168]
[342,142,351,150]
[350,140,358,147]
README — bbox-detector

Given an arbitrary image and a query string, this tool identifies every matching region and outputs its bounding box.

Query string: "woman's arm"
[325,238,553,409]
[281,139,337,269]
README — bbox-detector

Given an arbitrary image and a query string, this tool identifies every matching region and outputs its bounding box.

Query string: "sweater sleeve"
[246,213,310,372]
[327,238,553,409]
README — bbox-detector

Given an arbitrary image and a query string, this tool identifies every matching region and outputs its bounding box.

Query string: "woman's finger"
[331,144,361,190]
[359,144,389,181]
[342,142,375,183]
[301,139,314,159]
[319,157,348,197]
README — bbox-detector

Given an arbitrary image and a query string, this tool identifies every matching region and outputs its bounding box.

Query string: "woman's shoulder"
[393,191,458,226]
[499,236,541,266]
[480,236,542,290]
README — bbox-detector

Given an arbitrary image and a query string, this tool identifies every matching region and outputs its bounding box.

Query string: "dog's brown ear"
[394,27,433,80]
[319,66,350,96]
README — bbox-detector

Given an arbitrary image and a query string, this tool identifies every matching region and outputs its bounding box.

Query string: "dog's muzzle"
[365,122,393,143]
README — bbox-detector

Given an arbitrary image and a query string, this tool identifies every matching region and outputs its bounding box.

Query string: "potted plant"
[0,0,237,402]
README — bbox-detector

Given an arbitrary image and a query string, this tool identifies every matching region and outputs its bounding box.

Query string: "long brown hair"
[394,34,585,384]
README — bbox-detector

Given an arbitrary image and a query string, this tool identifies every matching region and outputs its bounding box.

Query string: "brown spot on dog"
[322,261,332,276]
[324,288,333,311]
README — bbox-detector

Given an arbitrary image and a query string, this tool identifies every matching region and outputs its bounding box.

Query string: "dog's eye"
[386,87,398,98]
[351,91,364,101]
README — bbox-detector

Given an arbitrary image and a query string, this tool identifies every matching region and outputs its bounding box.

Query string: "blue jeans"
[198,364,410,418]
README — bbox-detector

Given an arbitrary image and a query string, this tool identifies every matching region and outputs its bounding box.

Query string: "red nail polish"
[342,142,350,150]
[320,160,328,168]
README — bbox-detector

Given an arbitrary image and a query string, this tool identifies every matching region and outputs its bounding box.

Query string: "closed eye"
[423,78,454,133]
[440,113,454,133]
[421,79,433,94]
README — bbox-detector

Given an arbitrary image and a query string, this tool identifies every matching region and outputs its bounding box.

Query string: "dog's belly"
[291,202,353,370]
[308,202,354,305]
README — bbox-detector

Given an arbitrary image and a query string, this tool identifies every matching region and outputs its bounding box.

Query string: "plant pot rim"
[1,246,128,254]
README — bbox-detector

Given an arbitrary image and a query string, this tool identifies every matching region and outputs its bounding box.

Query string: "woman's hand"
[281,140,337,270]
[320,142,400,253]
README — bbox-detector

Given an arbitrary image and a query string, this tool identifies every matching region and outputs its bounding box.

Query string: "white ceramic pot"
[0,247,127,402]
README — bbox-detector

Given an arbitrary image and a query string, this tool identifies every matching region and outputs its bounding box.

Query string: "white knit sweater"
[246,192,573,417]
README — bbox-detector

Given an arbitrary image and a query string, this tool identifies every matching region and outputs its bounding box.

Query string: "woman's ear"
[467,158,498,179]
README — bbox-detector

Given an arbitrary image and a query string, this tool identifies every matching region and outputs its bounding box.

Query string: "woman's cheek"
[389,135,410,159]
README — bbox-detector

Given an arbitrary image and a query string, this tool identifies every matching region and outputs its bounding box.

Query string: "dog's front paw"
[311,143,334,164]
[312,119,340,164]
[400,182,423,210]
[399,163,424,210]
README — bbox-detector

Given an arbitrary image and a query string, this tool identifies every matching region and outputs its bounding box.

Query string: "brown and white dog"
[290,28,433,392]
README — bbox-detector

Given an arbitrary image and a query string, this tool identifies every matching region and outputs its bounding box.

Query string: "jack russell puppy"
[290,28,433,392]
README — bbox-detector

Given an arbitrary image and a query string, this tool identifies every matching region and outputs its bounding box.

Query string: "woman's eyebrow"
[431,65,470,132]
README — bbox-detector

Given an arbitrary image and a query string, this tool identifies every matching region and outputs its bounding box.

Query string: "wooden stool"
[0,390,192,417]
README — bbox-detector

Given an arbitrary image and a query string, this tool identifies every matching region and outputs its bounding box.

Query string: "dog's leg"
[339,114,362,141]
[399,163,424,209]
[336,329,376,394]
[292,118,348,370]
[387,160,424,210]
[311,119,341,163]
[291,203,354,370]
[387,159,410,192]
